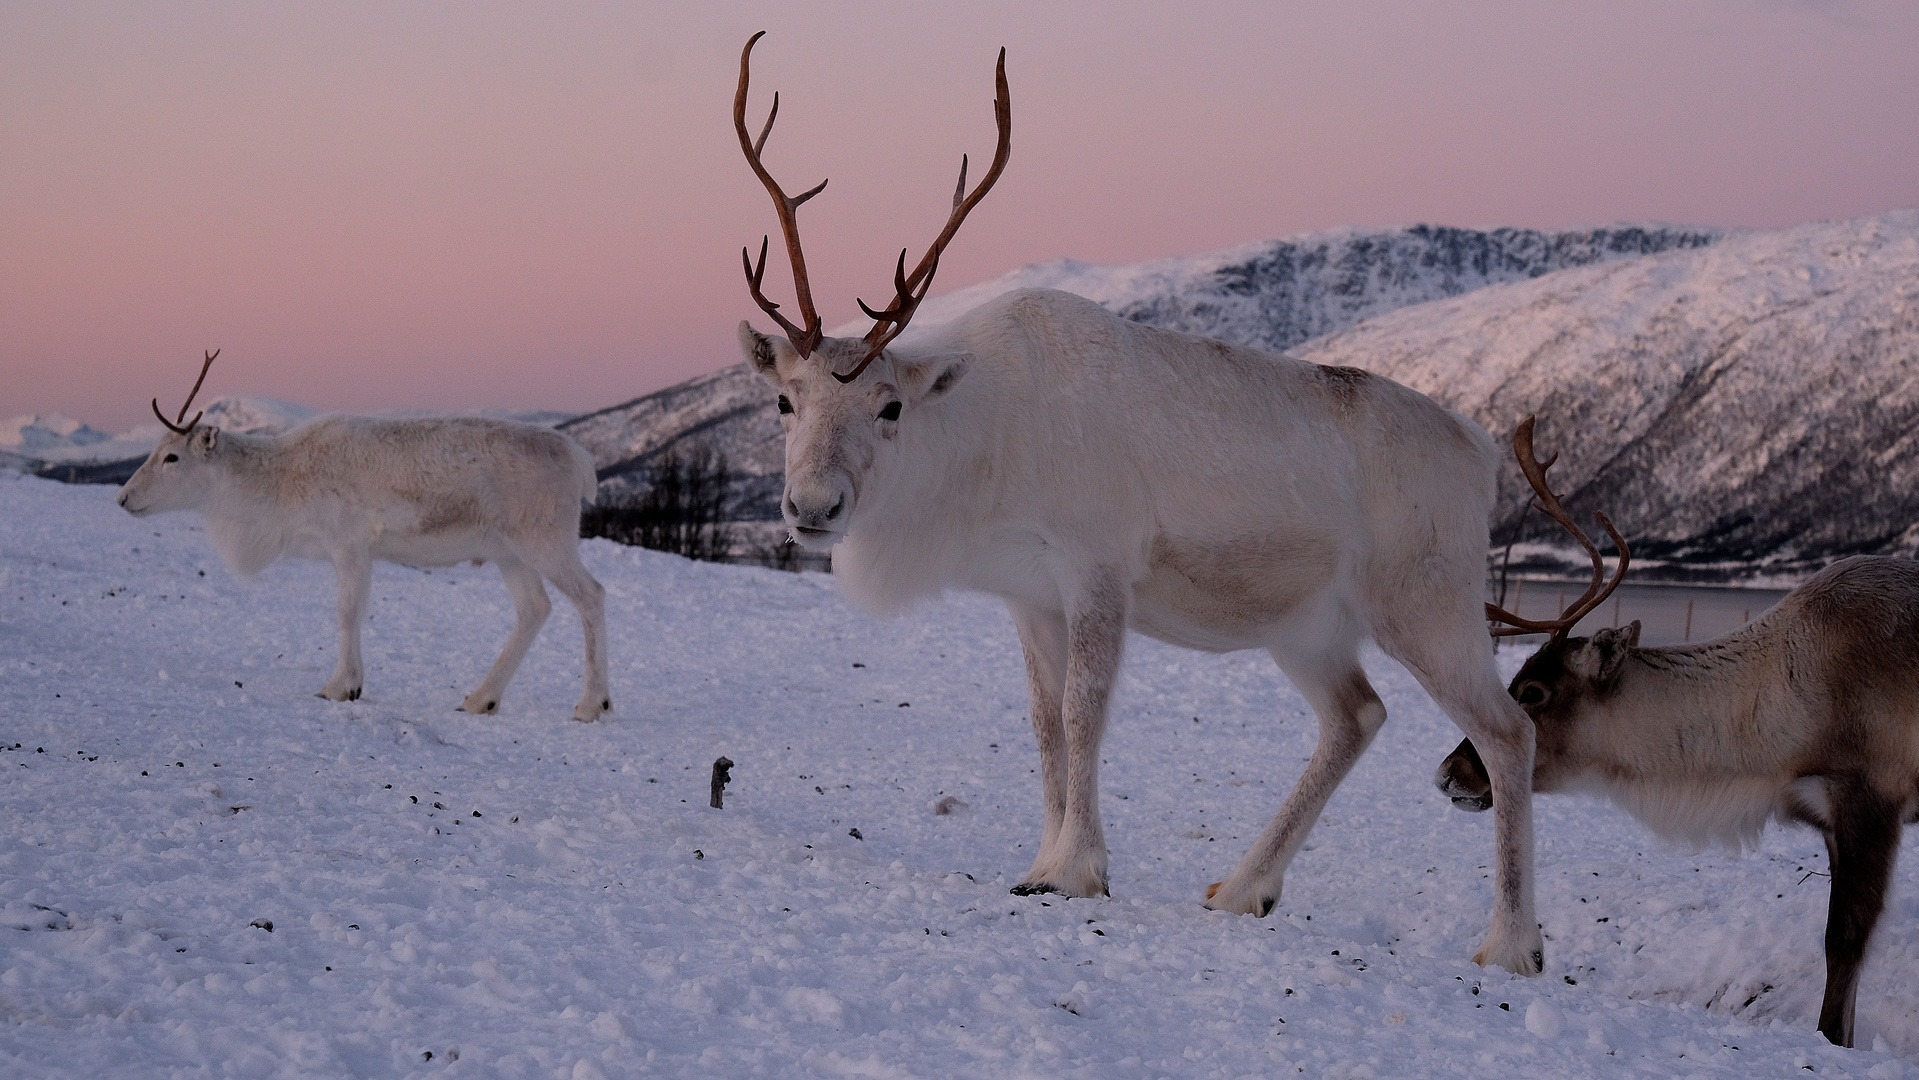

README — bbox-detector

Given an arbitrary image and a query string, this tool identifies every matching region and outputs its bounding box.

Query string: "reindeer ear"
[894,353,970,405]
[1589,622,1640,684]
[195,427,219,454]
[737,321,788,384]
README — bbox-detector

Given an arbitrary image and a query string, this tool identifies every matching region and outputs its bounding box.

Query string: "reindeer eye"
[777,395,793,415]
[1515,682,1550,708]
[163,453,179,463]
[878,401,902,422]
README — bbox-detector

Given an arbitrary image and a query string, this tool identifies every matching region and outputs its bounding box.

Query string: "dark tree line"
[580,447,737,563]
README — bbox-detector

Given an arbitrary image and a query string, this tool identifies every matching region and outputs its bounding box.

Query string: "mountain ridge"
[565,221,1726,522]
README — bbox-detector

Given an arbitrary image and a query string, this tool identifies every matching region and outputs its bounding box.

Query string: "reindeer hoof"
[1203,877,1280,917]
[1012,877,1110,898]
[1473,938,1545,976]
[316,684,362,702]
[458,693,499,715]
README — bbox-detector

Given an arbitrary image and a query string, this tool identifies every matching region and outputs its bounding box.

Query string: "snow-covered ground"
[3,472,1917,1079]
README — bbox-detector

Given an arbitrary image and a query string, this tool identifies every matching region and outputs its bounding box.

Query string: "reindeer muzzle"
[1434,737,1493,812]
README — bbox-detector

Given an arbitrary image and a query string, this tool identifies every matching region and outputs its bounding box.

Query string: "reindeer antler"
[734,33,1010,381]
[838,47,1011,384]
[735,31,827,359]
[1484,415,1630,638]
[151,349,219,435]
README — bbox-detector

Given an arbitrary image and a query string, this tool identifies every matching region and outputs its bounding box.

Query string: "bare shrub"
[582,447,736,563]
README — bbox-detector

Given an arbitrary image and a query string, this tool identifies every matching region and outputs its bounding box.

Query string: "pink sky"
[5,0,1917,432]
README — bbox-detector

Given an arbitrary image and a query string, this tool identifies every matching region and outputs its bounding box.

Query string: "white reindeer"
[117,352,611,721]
[728,33,1548,974]
[1437,432,1917,1046]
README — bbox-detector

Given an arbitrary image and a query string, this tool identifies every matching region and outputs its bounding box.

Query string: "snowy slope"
[4,473,1919,1078]
[3,398,319,485]
[559,369,783,514]
[889,223,1723,355]
[566,223,1720,521]
[1294,210,1919,578]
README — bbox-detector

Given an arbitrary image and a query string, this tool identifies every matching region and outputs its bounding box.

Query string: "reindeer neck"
[1627,625,1770,681]
[209,429,297,503]
[1593,626,1778,773]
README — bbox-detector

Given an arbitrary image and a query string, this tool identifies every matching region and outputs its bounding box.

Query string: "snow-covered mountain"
[563,222,1724,519]
[886,222,1724,354]
[3,398,569,485]
[1,412,116,456]
[1294,210,1919,579]
[26,213,1915,580]
[559,367,785,513]
[3,396,317,483]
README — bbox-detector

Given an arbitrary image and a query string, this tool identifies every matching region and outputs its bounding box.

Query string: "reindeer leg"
[1462,707,1542,975]
[318,549,372,701]
[1817,777,1899,1048]
[1381,623,1543,976]
[1013,570,1127,898]
[1206,650,1383,917]
[527,545,610,722]
[1007,601,1069,890]
[459,557,550,715]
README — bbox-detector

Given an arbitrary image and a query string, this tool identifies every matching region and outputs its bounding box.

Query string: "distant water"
[1487,580,1791,649]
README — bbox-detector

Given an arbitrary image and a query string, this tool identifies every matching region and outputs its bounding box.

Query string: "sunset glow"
[4,0,1916,430]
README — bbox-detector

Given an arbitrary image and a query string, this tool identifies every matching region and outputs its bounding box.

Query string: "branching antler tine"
[1512,416,1605,596]
[791,178,828,207]
[1559,511,1632,628]
[847,49,1005,364]
[152,349,218,435]
[893,47,1010,299]
[152,398,191,435]
[1484,601,1568,635]
[1485,415,1631,640]
[753,92,778,156]
[743,237,808,342]
[735,31,823,357]
[839,253,938,384]
[856,249,914,324]
[176,348,218,424]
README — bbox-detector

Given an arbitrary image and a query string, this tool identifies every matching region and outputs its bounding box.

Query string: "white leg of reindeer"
[1010,602,1070,871]
[1205,646,1386,918]
[525,544,611,722]
[460,556,552,715]
[1012,571,1128,898]
[320,548,374,702]
[1385,622,1542,974]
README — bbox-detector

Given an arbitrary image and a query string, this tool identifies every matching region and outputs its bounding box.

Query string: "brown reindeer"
[1437,417,1919,1047]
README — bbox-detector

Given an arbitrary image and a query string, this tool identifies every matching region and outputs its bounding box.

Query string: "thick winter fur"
[1435,555,1919,1045]
[117,415,610,721]
[741,288,1546,975]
